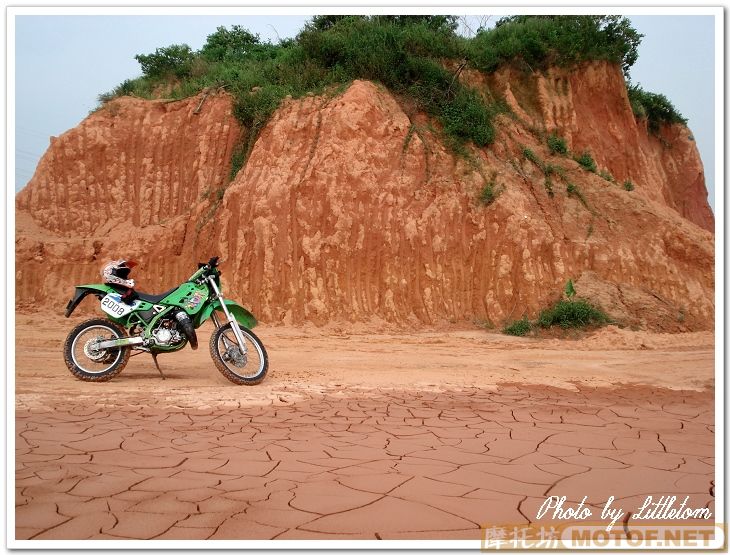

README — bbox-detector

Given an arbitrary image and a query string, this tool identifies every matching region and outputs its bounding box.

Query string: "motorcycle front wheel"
[210,322,268,385]
[63,318,130,382]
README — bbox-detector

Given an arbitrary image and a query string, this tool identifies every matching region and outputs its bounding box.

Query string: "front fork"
[207,276,247,355]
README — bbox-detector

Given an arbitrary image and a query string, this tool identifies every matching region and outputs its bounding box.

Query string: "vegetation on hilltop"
[470,15,642,77]
[99,15,687,176]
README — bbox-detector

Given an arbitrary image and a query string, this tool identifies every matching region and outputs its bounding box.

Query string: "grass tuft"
[566,182,589,209]
[522,147,544,170]
[479,179,503,206]
[599,169,614,182]
[575,151,597,173]
[547,133,568,155]
[503,317,531,336]
[537,299,609,329]
[544,176,554,197]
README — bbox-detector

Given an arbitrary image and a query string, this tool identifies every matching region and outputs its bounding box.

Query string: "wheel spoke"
[69,324,124,375]
[211,323,267,383]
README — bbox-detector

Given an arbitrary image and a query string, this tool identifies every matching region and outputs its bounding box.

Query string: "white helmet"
[101,259,136,288]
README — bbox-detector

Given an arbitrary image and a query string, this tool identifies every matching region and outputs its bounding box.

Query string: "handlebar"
[194,256,221,278]
[190,256,221,283]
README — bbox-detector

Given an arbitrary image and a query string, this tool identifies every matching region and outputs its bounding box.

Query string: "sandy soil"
[15,314,715,542]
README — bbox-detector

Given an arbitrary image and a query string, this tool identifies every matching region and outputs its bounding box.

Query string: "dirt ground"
[14,314,715,542]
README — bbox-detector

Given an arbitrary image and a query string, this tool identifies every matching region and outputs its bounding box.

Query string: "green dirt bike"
[62,257,268,385]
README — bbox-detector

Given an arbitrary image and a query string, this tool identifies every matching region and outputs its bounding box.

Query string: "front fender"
[196,299,258,329]
[64,284,117,317]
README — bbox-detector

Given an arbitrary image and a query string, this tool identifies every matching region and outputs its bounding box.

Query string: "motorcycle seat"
[135,288,178,303]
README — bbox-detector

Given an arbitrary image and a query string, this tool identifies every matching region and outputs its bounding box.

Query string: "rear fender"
[196,299,257,329]
[64,284,117,317]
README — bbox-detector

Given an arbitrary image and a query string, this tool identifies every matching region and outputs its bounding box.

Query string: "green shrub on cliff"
[468,15,642,77]
[479,178,505,206]
[522,146,543,168]
[199,25,262,62]
[627,83,687,133]
[575,151,597,173]
[135,44,196,79]
[97,79,137,103]
[547,133,568,155]
[566,182,590,209]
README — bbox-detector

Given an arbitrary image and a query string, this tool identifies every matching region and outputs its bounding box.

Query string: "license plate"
[100,293,139,318]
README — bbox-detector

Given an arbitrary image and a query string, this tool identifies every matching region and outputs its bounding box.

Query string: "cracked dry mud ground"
[15,315,714,541]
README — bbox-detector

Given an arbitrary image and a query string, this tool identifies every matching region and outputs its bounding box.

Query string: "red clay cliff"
[15,62,714,331]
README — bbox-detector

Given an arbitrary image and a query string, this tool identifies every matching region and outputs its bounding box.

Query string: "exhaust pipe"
[175,311,198,350]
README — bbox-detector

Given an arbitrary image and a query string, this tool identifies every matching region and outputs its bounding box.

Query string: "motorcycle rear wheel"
[63,318,131,382]
[210,322,268,385]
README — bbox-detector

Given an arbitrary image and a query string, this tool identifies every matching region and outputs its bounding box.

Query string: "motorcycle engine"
[152,318,184,347]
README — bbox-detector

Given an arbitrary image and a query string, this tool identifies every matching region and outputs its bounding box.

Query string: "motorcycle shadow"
[117,371,184,381]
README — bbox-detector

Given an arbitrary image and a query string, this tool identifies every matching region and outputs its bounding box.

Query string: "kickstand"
[151,353,166,380]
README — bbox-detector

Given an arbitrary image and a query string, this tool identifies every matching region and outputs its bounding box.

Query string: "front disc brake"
[224,346,247,367]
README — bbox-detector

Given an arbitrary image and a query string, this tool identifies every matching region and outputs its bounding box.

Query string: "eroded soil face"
[16,76,715,330]
[15,315,714,541]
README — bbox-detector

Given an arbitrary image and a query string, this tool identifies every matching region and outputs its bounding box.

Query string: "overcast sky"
[13,13,717,210]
